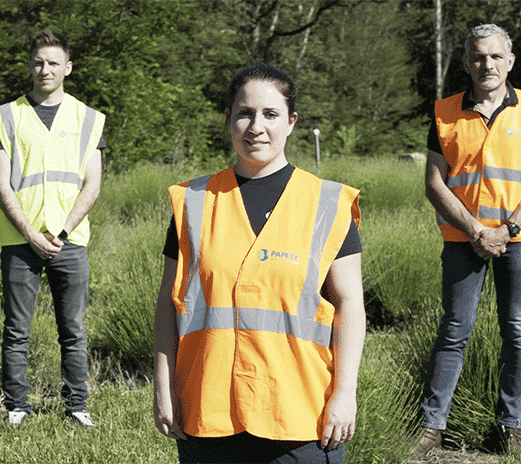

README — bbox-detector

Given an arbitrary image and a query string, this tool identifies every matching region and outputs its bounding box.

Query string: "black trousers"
[176,432,346,464]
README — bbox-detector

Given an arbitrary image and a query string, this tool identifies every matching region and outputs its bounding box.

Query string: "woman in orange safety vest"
[153,64,366,464]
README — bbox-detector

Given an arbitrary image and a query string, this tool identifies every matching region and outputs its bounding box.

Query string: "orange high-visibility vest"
[435,89,521,242]
[168,166,360,440]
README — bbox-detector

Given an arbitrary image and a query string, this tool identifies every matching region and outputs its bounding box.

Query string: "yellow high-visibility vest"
[169,166,360,440]
[0,94,105,247]
[435,89,521,242]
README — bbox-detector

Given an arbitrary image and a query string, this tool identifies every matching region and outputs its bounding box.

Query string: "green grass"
[360,205,442,318]
[0,157,513,463]
[86,206,169,366]
[348,333,419,463]
[0,381,178,464]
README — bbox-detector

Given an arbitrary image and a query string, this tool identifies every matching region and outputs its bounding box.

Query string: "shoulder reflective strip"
[79,106,97,168]
[0,103,22,192]
[296,180,343,322]
[483,166,521,183]
[47,171,82,189]
[177,175,212,337]
[479,205,512,221]
[446,171,481,189]
[238,307,332,347]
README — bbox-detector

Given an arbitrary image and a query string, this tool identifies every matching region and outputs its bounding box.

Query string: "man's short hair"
[464,24,512,63]
[30,31,71,59]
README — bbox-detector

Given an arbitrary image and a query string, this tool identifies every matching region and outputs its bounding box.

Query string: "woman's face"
[228,79,297,178]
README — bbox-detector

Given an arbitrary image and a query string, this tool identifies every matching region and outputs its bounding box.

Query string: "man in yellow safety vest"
[0,31,105,427]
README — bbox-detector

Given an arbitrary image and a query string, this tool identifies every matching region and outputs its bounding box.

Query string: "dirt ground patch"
[409,447,501,463]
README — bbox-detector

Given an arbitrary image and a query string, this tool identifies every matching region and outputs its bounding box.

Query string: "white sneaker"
[69,410,96,427]
[6,409,29,425]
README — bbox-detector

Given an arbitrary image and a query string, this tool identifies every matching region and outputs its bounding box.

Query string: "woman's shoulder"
[293,166,358,194]
[169,167,234,191]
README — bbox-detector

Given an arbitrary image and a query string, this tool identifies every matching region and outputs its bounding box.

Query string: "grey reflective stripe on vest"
[444,166,521,223]
[19,173,44,190]
[177,175,212,337]
[438,207,512,224]
[79,106,97,168]
[446,171,481,189]
[177,176,342,347]
[483,166,521,183]
[238,307,333,346]
[1,103,98,192]
[0,103,22,191]
[294,180,342,341]
[46,171,83,189]
[447,167,521,188]
[479,205,512,221]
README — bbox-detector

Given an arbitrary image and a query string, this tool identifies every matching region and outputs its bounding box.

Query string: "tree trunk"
[435,0,443,100]
[295,1,316,75]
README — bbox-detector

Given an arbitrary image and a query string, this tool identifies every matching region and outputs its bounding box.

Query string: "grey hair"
[464,24,513,63]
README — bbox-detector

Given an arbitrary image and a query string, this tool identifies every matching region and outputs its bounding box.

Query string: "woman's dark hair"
[30,30,71,59]
[227,64,297,115]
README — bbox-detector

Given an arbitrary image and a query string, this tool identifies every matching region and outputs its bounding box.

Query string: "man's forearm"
[0,184,38,242]
[426,183,484,241]
[61,150,102,235]
[61,182,100,235]
[425,150,484,242]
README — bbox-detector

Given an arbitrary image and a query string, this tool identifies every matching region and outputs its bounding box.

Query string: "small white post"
[313,121,320,172]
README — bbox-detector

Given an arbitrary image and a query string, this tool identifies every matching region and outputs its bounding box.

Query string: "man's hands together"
[471,225,510,260]
[29,231,63,260]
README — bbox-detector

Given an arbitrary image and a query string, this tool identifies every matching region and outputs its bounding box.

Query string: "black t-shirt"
[162,164,362,260]
[0,94,106,150]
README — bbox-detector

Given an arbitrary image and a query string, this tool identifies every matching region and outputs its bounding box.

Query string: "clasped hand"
[29,232,63,260]
[471,226,509,260]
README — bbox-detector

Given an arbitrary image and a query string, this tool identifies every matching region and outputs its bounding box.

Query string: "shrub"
[360,206,443,318]
[349,333,419,463]
[86,206,169,366]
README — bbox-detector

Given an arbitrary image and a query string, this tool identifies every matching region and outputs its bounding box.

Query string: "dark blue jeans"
[1,242,90,414]
[421,241,521,430]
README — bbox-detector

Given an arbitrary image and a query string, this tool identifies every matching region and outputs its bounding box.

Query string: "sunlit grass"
[0,158,510,462]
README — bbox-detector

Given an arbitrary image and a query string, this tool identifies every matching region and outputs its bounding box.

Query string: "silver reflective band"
[296,180,342,321]
[483,166,521,183]
[446,171,481,189]
[479,205,512,221]
[177,175,343,347]
[79,106,97,168]
[447,167,521,190]
[0,103,22,192]
[180,174,212,335]
[47,171,83,189]
[19,173,44,190]
[177,306,332,346]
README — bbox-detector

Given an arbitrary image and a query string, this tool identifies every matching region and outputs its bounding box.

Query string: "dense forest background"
[1,0,521,171]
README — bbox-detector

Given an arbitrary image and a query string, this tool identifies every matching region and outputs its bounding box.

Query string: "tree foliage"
[2,0,521,170]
